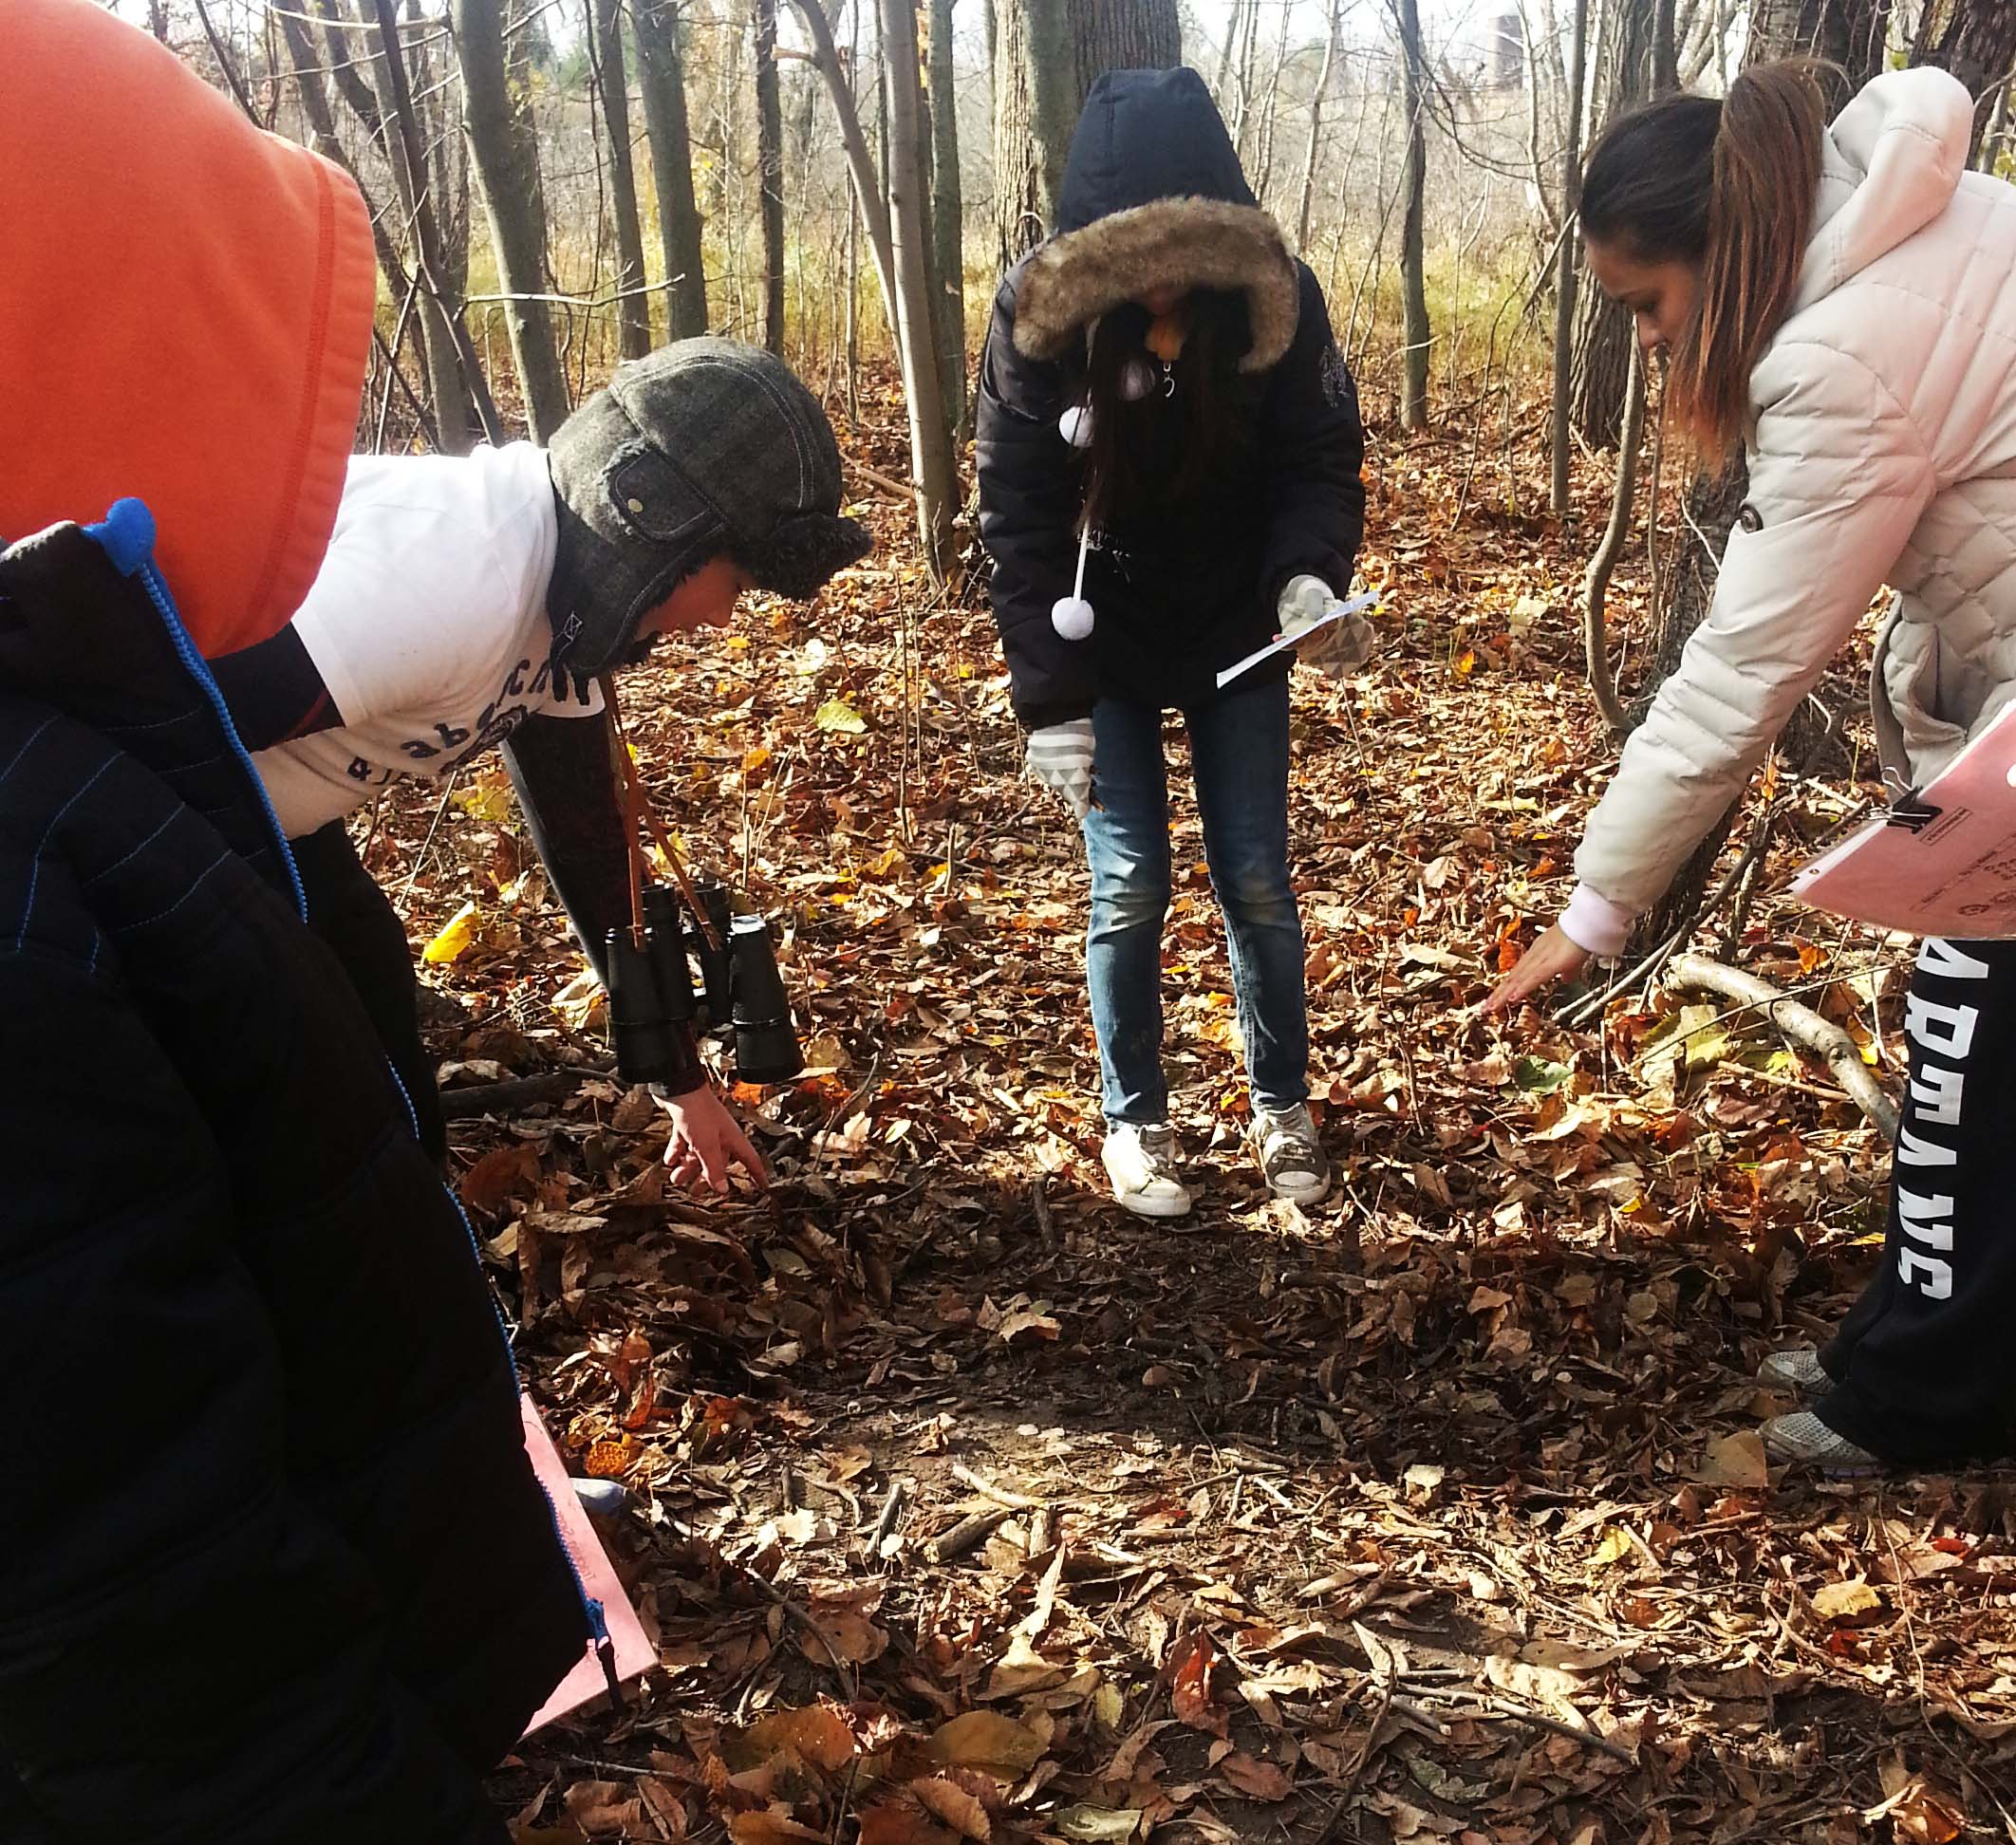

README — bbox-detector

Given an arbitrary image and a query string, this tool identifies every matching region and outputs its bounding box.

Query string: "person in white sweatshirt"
[1487,62,2016,1476]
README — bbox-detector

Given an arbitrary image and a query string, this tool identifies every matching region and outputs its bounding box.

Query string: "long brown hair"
[1076,289,1249,530]
[1580,61,1827,455]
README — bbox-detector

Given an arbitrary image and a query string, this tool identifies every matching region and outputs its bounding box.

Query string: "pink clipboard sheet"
[1791,700,2016,940]
[519,1393,657,1736]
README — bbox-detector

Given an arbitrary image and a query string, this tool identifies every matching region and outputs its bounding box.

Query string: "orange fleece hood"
[0,0,374,655]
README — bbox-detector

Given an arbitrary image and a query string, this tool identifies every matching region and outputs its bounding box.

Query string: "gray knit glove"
[1279,574,1376,680]
[1025,718,1094,820]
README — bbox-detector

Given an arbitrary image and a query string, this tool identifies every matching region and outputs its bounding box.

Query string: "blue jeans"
[1080,673,1309,1125]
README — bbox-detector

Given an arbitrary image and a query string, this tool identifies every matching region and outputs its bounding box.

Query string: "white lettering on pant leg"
[1898,1245,1954,1299]
[1907,996,1980,1060]
[1897,1124,1959,1166]
[1897,1188,1956,1252]
[1918,937,1993,981]
[1909,1061,1966,1127]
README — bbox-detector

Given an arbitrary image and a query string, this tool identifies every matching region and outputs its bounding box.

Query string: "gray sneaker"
[1254,1104,1329,1205]
[1762,1411,1884,1478]
[1760,1347,1831,1395]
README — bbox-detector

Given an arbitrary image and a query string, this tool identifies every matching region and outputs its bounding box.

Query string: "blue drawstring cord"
[81,498,610,1686]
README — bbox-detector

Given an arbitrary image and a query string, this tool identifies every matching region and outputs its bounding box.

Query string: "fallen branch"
[951,1463,1045,1511]
[1664,952,1898,1140]
[440,1069,596,1119]
[924,1506,1011,1563]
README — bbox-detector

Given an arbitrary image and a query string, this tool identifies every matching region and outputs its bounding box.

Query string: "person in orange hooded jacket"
[0,6,597,1837]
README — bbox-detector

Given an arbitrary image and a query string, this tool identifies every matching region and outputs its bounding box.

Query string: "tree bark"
[635,0,712,339]
[361,0,481,450]
[588,0,653,359]
[754,0,788,353]
[1295,0,1343,254]
[1396,0,1430,431]
[452,0,570,440]
[366,0,495,451]
[992,0,1179,268]
[1550,0,1588,507]
[790,0,900,340]
[1914,0,2016,159]
[878,0,959,577]
[924,0,968,436]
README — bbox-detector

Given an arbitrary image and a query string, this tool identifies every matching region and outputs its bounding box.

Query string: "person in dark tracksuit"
[976,67,1369,1221]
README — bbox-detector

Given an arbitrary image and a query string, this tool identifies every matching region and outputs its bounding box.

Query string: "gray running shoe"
[1760,1347,1831,1395]
[1762,1411,1883,1477]
[1254,1104,1330,1205]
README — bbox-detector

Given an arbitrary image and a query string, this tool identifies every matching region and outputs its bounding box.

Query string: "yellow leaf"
[420,901,480,964]
[1453,649,1477,676]
[1591,1525,1633,1568]
[816,699,868,735]
[1813,1579,1886,1626]
[451,778,514,825]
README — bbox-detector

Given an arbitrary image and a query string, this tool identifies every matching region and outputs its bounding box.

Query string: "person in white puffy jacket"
[1488,61,2016,1476]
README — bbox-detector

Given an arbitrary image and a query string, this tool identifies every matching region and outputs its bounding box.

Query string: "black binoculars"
[603,879,802,1088]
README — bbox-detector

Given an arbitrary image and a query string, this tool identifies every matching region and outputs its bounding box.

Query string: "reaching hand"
[1484,922,1593,1015]
[1026,718,1095,820]
[657,1084,769,1192]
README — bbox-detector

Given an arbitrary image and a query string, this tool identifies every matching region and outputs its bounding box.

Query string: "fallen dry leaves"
[355,390,2016,1843]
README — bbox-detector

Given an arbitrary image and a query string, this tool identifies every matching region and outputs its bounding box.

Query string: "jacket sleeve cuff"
[1559,884,1633,959]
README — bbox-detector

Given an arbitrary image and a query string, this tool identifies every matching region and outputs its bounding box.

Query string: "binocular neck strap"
[598,671,724,954]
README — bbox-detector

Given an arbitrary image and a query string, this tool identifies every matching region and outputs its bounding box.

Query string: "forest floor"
[378,393,2016,1845]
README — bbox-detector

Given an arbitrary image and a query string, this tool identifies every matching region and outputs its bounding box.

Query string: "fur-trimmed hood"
[1011,67,1300,374]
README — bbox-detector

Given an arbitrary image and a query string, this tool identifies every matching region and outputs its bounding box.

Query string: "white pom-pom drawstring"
[1051,521,1095,640]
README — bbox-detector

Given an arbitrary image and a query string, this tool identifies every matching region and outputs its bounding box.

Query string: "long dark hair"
[1580,60,1826,455]
[1077,289,1250,530]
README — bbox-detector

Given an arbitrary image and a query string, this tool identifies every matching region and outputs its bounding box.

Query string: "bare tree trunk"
[588,0,653,360]
[1296,0,1343,254]
[879,0,958,576]
[993,0,1076,266]
[1653,0,1681,90]
[791,0,899,337]
[1252,0,1294,204]
[635,0,712,339]
[1915,0,2016,158]
[754,0,788,353]
[924,0,967,436]
[993,0,1180,269]
[366,0,491,451]
[1397,0,1430,431]
[1550,0,1590,511]
[452,0,570,439]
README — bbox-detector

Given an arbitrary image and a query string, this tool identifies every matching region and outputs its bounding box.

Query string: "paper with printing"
[1791,700,2016,939]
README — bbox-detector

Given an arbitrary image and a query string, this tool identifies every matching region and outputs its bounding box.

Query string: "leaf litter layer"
[368,401,2016,1844]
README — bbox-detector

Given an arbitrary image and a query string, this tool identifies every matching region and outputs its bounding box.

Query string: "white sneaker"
[1253,1103,1329,1205]
[1102,1122,1192,1218]
[1760,1347,1830,1395]
[1762,1411,1884,1477]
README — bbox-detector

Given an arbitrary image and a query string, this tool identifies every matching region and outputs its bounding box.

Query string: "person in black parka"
[977,67,1368,1219]
[0,508,595,1839]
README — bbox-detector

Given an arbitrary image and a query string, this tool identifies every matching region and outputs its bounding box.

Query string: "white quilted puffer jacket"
[1566,68,2016,952]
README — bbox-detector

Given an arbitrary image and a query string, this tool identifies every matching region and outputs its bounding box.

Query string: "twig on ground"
[1663,952,1898,1140]
[951,1463,1046,1511]
[924,1506,1012,1563]
[441,1068,597,1119]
